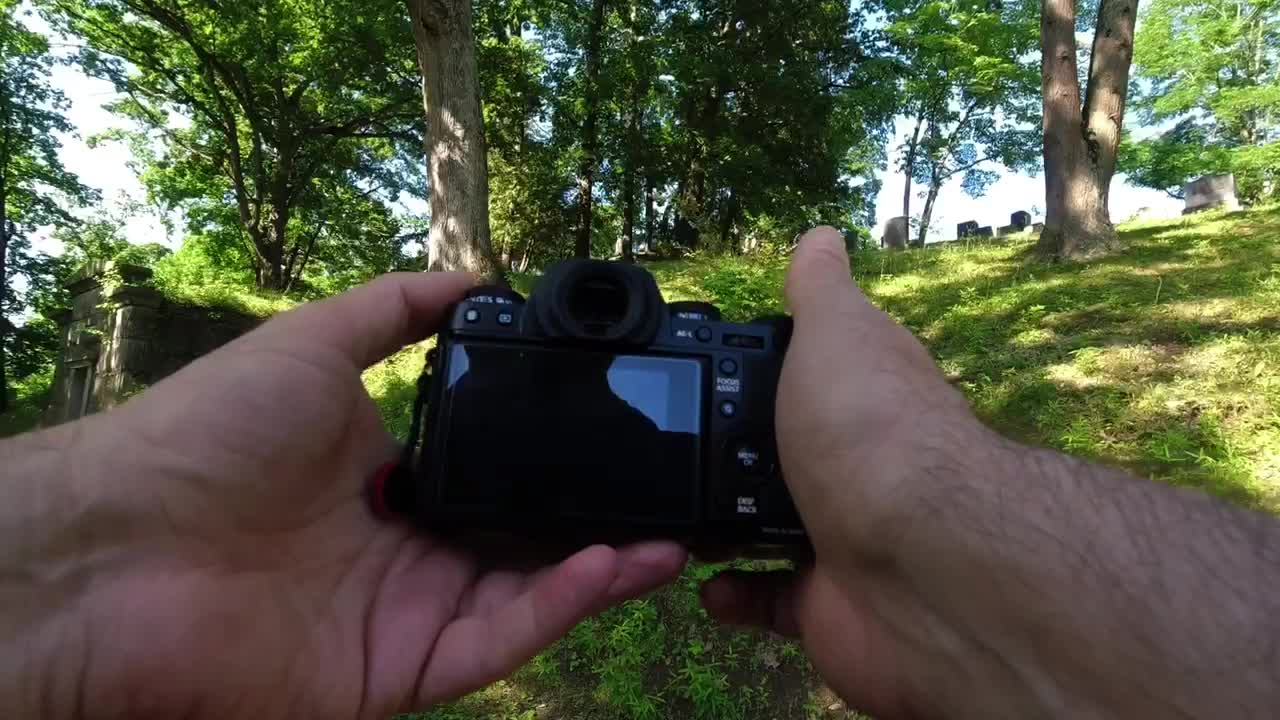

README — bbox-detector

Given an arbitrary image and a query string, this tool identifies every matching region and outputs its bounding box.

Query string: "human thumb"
[784,227,893,363]
[784,227,874,333]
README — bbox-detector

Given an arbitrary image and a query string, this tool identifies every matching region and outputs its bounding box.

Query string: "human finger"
[596,541,688,611]
[783,226,872,330]
[414,544,619,703]
[253,271,476,369]
[699,569,803,637]
[456,541,688,620]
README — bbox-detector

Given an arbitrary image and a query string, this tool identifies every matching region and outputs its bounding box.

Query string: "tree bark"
[575,0,608,259]
[902,112,924,219]
[719,189,738,252]
[408,0,504,281]
[0,193,8,415]
[620,173,635,262]
[618,74,641,263]
[1,81,11,414]
[1038,0,1137,259]
[916,175,940,247]
[644,175,656,254]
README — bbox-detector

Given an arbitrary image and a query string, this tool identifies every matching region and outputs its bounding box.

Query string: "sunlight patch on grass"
[362,342,431,440]
[1044,361,1109,390]
[1009,327,1058,348]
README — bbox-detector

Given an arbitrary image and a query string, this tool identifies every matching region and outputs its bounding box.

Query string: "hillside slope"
[408,204,1280,720]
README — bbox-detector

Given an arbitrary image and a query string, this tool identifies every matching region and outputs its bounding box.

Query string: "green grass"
[150,270,298,317]
[6,205,1276,716]
[403,204,1280,719]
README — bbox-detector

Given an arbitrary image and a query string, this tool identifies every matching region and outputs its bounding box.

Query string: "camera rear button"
[734,443,762,473]
[719,358,738,376]
[719,400,738,418]
[696,326,713,342]
[497,311,514,326]
[464,309,481,323]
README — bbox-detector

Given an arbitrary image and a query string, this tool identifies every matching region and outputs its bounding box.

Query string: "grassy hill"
[402,204,1280,720]
[6,205,1277,718]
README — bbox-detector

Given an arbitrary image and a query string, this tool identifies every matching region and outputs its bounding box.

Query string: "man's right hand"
[702,227,1280,719]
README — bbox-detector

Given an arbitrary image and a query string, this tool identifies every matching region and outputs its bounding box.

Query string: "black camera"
[392,259,806,552]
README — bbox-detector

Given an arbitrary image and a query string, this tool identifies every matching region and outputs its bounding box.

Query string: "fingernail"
[801,226,844,249]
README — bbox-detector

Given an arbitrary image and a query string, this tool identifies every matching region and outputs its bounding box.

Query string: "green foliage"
[1117,120,1234,199]
[886,0,1042,240]
[477,15,577,269]
[1,0,95,413]
[575,600,668,718]
[43,0,423,289]
[0,363,53,437]
[150,239,295,317]
[1131,0,1280,201]
[673,637,737,719]
[509,0,896,260]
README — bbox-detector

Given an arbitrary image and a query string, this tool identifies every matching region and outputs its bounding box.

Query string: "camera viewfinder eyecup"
[528,260,663,346]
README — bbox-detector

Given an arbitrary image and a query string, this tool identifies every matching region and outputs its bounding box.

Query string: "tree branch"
[284,219,324,292]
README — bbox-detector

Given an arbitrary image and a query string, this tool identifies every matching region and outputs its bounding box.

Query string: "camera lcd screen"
[437,343,704,524]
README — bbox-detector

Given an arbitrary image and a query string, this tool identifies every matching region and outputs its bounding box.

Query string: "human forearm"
[894,430,1280,718]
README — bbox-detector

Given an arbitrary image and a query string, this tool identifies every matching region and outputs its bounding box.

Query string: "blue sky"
[29,11,1185,256]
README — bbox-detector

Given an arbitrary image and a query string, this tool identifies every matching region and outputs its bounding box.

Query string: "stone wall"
[43,264,260,425]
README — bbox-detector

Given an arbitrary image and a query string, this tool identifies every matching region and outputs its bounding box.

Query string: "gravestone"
[1010,211,1031,230]
[42,263,260,425]
[883,216,909,250]
[976,226,994,238]
[957,221,980,238]
[996,224,1018,237]
[1183,174,1241,214]
[1031,222,1045,233]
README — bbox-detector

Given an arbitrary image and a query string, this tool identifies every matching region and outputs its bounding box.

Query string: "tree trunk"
[618,78,641,263]
[408,0,504,281]
[1,92,9,414]
[0,198,8,415]
[575,0,608,259]
[620,174,635,262]
[719,189,738,252]
[644,175,656,254]
[1037,0,1137,259]
[902,112,924,219]
[916,177,940,247]
[261,201,289,290]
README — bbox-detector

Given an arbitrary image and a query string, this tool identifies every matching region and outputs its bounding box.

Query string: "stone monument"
[1010,211,1031,230]
[883,216,909,250]
[1183,174,1241,214]
[43,262,260,425]
[976,226,994,238]
[957,221,980,238]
